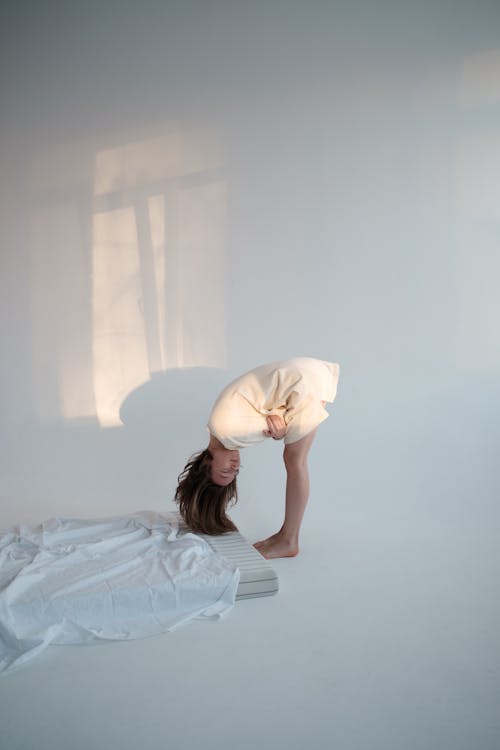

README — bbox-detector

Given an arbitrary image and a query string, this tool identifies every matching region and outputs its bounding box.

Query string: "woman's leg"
[253,429,317,559]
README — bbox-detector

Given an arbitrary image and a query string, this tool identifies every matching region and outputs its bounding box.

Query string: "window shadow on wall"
[29,123,228,428]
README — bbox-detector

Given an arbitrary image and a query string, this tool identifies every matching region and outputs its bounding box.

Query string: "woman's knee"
[283,449,307,474]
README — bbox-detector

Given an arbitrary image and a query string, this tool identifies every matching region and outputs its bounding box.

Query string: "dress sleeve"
[207,392,268,449]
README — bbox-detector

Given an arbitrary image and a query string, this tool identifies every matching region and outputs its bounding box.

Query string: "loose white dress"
[208,357,340,449]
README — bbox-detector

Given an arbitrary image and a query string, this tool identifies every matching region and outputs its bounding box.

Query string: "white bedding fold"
[0,511,239,674]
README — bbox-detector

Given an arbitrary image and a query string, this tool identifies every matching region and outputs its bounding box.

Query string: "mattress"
[174,514,279,600]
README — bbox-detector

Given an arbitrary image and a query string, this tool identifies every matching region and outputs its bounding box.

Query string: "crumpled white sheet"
[0,511,240,674]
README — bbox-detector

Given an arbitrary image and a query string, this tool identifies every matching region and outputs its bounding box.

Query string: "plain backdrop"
[0,2,499,749]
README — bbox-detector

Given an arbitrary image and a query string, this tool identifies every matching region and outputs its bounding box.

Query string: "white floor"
[1,491,499,750]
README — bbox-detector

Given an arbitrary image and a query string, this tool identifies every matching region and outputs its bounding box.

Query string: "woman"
[175,357,340,559]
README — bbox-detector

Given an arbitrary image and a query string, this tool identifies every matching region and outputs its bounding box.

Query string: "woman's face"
[210,450,240,486]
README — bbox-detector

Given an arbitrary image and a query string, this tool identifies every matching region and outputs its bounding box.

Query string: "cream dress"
[207,357,340,449]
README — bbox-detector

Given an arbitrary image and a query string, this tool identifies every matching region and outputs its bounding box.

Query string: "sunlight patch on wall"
[91,128,227,426]
[94,133,183,195]
[454,50,500,373]
[92,207,151,427]
[93,129,225,195]
[29,125,228,425]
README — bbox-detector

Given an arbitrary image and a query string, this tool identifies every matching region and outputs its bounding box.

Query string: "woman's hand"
[263,415,287,440]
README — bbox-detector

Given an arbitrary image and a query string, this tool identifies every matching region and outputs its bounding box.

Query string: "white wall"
[1,0,499,537]
[1,5,500,750]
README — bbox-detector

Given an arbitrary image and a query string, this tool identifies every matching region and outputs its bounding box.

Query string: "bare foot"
[253,532,299,559]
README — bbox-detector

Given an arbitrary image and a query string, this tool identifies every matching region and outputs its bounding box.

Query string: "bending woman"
[175,357,340,559]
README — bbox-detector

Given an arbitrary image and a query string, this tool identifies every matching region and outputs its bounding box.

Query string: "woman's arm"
[263,414,287,440]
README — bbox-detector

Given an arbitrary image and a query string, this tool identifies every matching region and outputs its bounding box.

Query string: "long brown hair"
[175,449,238,534]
